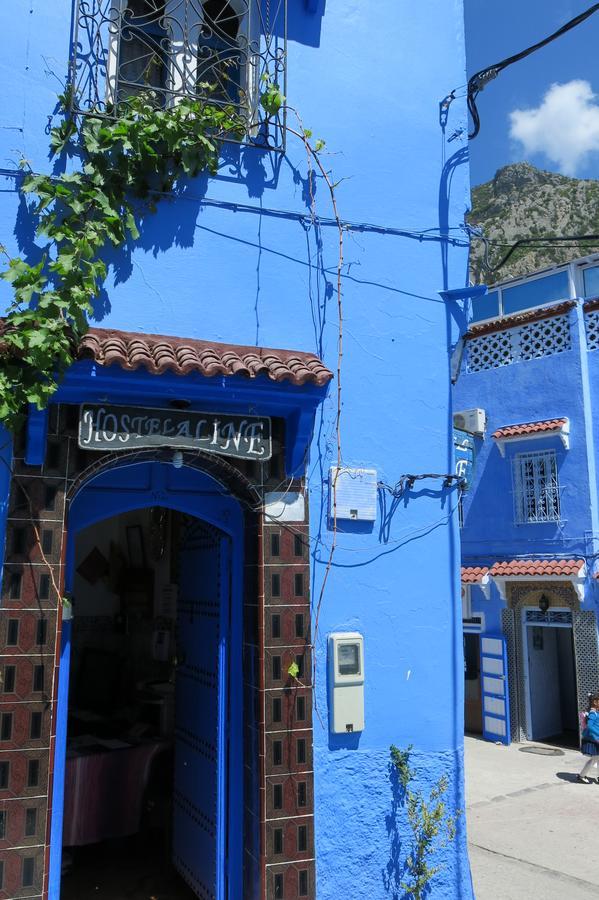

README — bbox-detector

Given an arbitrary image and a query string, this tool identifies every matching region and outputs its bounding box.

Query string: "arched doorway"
[48,459,244,899]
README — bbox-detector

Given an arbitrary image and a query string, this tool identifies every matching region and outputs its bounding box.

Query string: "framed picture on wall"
[126,525,146,569]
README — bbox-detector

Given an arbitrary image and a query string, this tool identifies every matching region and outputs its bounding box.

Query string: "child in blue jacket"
[579,692,599,783]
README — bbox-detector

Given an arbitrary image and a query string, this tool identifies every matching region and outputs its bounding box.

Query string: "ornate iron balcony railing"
[70,0,287,149]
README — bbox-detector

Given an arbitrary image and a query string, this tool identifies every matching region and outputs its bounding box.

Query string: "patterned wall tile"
[0,405,316,900]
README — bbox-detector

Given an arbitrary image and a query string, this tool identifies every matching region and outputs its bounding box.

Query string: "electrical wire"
[0,166,468,245]
[466,4,599,139]
[470,231,599,274]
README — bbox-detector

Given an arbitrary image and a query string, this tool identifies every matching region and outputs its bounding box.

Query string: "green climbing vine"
[390,744,460,900]
[0,87,248,430]
[0,78,345,670]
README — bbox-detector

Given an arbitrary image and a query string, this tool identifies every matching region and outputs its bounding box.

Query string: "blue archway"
[49,459,244,900]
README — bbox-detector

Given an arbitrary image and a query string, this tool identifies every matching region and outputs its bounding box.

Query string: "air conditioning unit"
[454,408,486,436]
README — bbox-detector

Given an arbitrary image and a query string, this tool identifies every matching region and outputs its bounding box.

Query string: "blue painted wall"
[456,301,599,626]
[0,1,473,896]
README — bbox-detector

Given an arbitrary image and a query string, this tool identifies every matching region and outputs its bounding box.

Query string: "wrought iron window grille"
[525,609,572,625]
[70,0,287,150]
[512,450,561,525]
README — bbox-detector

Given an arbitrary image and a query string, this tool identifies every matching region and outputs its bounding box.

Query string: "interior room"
[61,506,197,900]
[464,632,483,735]
[527,623,578,747]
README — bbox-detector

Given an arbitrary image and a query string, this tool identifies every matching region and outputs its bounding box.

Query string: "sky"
[464,1,599,186]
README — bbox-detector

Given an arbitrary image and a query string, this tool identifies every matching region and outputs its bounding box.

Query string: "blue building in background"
[0,2,474,898]
[456,255,599,746]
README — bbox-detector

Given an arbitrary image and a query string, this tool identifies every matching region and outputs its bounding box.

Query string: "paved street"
[465,735,599,899]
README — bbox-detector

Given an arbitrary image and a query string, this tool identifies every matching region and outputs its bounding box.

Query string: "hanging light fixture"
[538,594,550,613]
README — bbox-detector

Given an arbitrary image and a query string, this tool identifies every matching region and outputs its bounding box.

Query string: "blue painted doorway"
[48,460,243,900]
[174,519,230,897]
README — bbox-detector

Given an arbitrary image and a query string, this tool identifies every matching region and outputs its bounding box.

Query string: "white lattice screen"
[585,309,599,351]
[467,313,572,374]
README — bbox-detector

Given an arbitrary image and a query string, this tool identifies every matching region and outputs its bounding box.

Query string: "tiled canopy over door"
[0,330,331,900]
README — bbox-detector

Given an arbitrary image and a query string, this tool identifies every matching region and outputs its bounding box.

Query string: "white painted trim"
[495,419,570,457]
[463,611,485,634]
[521,611,533,741]
[461,584,472,620]
[461,573,490,598]
[521,606,574,742]
[493,569,586,603]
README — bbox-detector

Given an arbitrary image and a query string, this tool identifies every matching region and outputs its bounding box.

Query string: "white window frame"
[575,257,599,299]
[512,449,561,525]
[106,0,256,117]
[471,266,572,326]
[461,584,472,620]
[463,612,485,634]
[471,252,599,327]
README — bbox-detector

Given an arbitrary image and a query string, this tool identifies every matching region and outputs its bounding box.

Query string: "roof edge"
[465,300,576,340]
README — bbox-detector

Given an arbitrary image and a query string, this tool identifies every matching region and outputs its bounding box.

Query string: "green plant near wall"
[390,744,459,900]
[0,79,344,664]
[0,86,249,430]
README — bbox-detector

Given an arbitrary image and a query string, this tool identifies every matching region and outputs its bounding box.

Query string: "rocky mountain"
[468,162,599,284]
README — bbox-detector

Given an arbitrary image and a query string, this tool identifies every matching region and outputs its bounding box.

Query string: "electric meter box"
[328,632,365,733]
[329,467,377,522]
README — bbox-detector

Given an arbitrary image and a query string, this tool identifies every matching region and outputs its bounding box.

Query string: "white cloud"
[509,80,599,176]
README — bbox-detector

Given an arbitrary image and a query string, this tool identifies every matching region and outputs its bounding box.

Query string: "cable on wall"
[470,231,599,274]
[446,4,599,139]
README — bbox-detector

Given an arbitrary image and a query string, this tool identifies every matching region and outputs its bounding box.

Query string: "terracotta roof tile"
[492,418,568,440]
[465,300,575,340]
[461,566,489,584]
[75,328,333,387]
[489,559,585,578]
[0,320,333,387]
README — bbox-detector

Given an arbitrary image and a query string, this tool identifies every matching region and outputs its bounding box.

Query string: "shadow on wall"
[382,758,409,899]
[286,0,326,48]
[438,146,469,296]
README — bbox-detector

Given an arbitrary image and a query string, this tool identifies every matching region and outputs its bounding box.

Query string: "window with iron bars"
[512,450,561,525]
[70,0,287,149]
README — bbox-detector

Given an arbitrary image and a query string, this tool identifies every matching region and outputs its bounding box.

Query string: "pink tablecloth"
[63,741,167,847]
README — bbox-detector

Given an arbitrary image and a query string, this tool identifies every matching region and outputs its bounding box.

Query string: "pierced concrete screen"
[467,313,572,374]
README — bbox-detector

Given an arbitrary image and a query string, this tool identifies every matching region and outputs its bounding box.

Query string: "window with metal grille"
[525,609,572,625]
[512,450,560,524]
[70,0,287,149]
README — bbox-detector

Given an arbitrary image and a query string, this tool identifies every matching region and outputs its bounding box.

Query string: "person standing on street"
[578,692,599,783]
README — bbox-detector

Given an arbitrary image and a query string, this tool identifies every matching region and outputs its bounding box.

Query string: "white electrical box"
[453,408,486,436]
[329,467,377,522]
[328,632,365,733]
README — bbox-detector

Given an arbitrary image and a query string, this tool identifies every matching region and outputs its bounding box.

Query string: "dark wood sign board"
[79,403,272,461]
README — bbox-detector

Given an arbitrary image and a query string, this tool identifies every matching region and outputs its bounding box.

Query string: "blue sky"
[464,1,599,185]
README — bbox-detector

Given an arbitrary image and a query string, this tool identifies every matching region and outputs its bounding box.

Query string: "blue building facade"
[456,257,599,746]
[0,2,474,899]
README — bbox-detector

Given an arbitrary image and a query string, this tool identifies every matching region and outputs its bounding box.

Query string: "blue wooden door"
[480,634,511,745]
[173,519,230,899]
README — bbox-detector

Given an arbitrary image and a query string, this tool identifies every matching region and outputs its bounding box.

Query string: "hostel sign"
[79,404,272,461]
